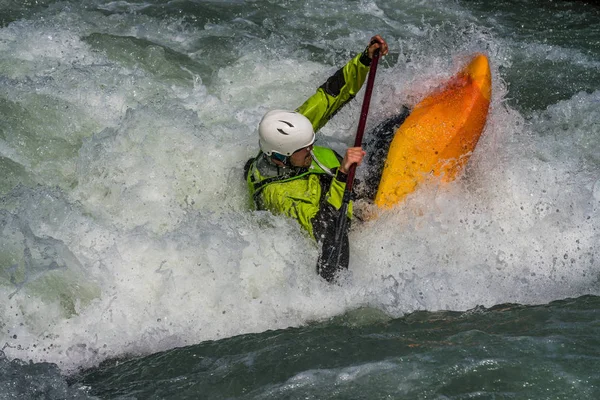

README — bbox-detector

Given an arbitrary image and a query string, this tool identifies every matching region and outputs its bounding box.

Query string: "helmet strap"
[267,152,291,167]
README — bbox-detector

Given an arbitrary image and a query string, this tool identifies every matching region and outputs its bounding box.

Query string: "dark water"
[70,296,600,399]
[0,0,599,398]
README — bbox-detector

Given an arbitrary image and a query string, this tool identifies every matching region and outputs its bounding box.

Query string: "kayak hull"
[374,54,492,209]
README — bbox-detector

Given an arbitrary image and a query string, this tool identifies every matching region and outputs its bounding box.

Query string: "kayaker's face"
[289,145,313,168]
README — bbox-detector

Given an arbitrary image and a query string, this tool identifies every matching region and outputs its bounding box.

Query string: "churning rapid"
[0,0,599,375]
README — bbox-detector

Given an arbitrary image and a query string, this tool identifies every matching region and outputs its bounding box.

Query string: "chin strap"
[267,152,291,168]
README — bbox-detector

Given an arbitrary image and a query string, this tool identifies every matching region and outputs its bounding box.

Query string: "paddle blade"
[316,204,350,282]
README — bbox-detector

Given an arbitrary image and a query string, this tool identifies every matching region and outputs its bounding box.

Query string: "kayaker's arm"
[296,35,388,133]
[295,53,370,132]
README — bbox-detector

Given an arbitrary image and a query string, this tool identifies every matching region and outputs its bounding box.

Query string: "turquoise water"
[75,296,600,399]
[0,0,599,398]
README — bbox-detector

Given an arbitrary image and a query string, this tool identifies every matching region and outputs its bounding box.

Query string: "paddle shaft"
[316,49,381,281]
[345,49,380,193]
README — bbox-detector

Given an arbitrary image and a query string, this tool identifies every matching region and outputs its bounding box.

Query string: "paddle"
[317,48,381,282]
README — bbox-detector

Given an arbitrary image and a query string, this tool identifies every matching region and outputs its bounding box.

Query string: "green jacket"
[246,51,371,237]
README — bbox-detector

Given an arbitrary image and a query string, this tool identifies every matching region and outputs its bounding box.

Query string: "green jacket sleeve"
[325,170,352,217]
[296,52,371,132]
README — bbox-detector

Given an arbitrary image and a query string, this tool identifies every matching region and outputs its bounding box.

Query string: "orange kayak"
[374,54,492,208]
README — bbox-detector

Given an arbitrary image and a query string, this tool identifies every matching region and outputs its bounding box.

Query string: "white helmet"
[258,110,315,156]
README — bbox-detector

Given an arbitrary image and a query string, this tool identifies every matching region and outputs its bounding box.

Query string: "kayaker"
[244,35,388,281]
